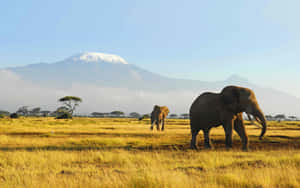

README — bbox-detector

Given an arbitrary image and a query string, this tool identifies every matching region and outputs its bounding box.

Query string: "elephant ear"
[165,107,170,115]
[221,86,240,112]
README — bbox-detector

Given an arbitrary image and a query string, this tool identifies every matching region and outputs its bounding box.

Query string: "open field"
[0,117,299,188]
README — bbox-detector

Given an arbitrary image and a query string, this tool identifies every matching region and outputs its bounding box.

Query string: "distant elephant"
[151,105,170,131]
[190,86,267,150]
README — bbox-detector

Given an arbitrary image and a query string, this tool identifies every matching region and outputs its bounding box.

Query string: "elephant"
[150,105,170,131]
[189,86,267,150]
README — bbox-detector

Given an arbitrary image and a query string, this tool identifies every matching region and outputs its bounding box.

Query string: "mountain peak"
[68,52,128,64]
[225,74,249,84]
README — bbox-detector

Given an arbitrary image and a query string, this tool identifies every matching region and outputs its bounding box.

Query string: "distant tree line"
[265,114,299,121]
[0,96,83,119]
[0,107,202,120]
[89,112,190,119]
[0,95,298,121]
[1,106,299,121]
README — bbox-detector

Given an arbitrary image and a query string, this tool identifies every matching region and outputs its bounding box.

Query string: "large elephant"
[189,86,267,150]
[150,105,170,131]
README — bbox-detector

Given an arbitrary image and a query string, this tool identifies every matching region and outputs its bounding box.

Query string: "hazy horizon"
[1,54,300,117]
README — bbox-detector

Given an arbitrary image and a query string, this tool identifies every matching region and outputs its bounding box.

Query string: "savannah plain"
[0,117,299,188]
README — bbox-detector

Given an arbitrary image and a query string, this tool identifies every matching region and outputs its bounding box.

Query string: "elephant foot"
[191,145,198,150]
[190,141,198,150]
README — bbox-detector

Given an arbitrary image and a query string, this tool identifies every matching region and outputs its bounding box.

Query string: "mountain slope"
[7,52,210,91]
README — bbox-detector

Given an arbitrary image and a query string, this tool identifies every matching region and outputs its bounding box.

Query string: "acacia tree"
[91,112,106,117]
[58,96,82,115]
[129,112,140,118]
[41,110,51,117]
[16,106,29,116]
[275,114,286,120]
[169,114,178,119]
[110,111,125,117]
[0,110,10,116]
[30,107,41,116]
[265,115,273,120]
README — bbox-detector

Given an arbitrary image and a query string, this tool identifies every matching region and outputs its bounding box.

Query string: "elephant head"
[221,86,267,139]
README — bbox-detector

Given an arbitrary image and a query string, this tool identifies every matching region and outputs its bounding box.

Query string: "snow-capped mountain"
[67,52,128,64]
[8,52,165,89]
[3,52,300,115]
[7,52,209,91]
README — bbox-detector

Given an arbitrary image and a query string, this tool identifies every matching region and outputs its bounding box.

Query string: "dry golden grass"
[0,117,299,187]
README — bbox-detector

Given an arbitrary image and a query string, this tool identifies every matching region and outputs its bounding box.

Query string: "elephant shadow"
[0,135,298,152]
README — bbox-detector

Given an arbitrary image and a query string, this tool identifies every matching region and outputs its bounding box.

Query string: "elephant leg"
[203,129,212,148]
[150,119,155,130]
[161,119,165,131]
[234,116,248,151]
[223,121,233,148]
[156,121,160,131]
[191,129,200,149]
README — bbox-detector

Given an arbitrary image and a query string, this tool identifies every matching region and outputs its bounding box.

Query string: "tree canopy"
[0,110,10,116]
[169,114,178,118]
[181,113,189,119]
[110,111,125,116]
[40,110,51,117]
[275,114,286,119]
[58,96,82,102]
[58,96,82,115]
[129,112,140,118]
[16,106,29,116]
[91,112,108,117]
[30,107,41,115]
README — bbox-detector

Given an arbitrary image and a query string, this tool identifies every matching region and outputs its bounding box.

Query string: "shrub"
[56,112,72,119]
[10,113,19,119]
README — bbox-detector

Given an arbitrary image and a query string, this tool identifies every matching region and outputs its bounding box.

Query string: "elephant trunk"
[251,107,267,140]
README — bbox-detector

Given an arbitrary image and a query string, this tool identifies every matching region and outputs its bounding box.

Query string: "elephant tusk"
[248,118,262,128]
[246,113,262,128]
[251,122,263,129]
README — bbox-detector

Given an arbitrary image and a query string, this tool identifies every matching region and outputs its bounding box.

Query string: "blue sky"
[1,0,300,97]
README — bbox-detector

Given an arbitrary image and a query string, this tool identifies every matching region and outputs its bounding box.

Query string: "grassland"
[0,117,299,188]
